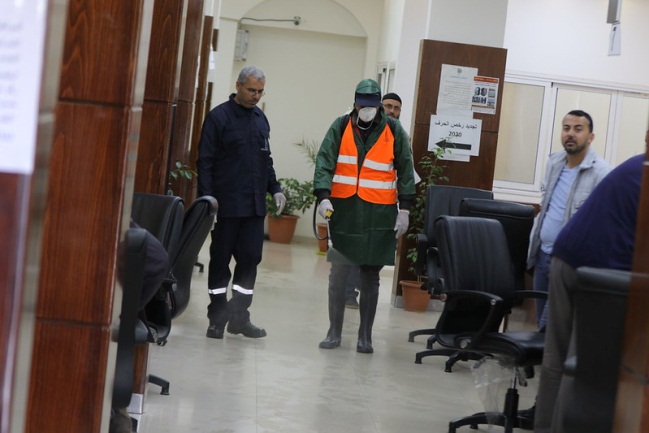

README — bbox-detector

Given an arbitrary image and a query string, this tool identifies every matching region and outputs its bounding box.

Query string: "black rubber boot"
[227,290,266,338]
[357,268,380,354]
[319,285,346,349]
[206,293,228,339]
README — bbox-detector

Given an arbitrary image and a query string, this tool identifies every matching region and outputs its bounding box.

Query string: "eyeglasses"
[246,88,265,96]
[382,103,401,112]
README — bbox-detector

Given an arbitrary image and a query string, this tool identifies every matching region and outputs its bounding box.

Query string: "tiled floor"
[138,237,536,433]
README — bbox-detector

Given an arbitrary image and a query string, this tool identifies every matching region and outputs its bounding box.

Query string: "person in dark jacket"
[534,140,646,432]
[196,65,286,339]
[314,79,415,353]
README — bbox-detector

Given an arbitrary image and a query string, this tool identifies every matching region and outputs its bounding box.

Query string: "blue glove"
[273,192,287,215]
[318,199,334,219]
[394,210,409,239]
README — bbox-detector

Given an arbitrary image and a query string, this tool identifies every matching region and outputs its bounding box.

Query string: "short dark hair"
[567,110,594,132]
[382,92,402,104]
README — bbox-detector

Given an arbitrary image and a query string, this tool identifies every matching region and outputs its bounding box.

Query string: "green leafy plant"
[406,147,448,274]
[293,138,320,166]
[167,161,197,195]
[266,177,317,217]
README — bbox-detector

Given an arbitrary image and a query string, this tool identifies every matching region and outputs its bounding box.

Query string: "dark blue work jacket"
[197,94,281,218]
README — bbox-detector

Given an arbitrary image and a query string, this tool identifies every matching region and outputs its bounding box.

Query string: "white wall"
[504,0,649,89]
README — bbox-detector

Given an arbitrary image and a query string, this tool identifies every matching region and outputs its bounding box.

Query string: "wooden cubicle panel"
[169,0,204,204]
[393,39,507,295]
[135,0,188,195]
[188,15,214,199]
[25,1,153,432]
[613,150,649,433]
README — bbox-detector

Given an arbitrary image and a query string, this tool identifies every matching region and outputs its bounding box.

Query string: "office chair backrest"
[432,215,515,344]
[459,198,535,288]
[169,195,218,318]
[113,227,147,408]
[131,192,184,259]
[559,267,630,433]
[424,185,494,247]
[434,215,516,299]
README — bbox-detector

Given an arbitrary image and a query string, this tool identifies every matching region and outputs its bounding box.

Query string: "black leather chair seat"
[474,331,545,366]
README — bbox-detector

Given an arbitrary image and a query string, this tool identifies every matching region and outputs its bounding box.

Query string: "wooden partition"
[24,2,153,432]
[393,39,507,296]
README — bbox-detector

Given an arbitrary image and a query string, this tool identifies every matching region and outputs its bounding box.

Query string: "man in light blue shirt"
[526,110,609,330]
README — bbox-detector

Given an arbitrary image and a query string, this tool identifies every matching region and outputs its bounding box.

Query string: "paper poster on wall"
[0,1,47,174]
[428,115,482,161]
[472,76,499,115]
[436,64,478,118]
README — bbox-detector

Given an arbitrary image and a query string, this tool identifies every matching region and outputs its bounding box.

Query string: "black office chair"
[459,198,535,290]
[555,267,630,433]
[414,215,517,371]
[112,228,148,409]
[425,216,545,433]
[408,185,493,345]
[166,195,218,319]
[139,195,217,395]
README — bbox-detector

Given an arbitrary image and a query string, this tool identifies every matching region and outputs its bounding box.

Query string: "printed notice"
[0,2,47,174]
[428,115,482,161]
[471,76,499,115]
[436,64,477,118]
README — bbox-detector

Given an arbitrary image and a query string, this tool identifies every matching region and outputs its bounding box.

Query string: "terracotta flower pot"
[400,280,430,312]
[268,214,299,244]
[316,222,328,254]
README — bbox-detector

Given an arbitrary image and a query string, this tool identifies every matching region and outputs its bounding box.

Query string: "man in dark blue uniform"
[197,65,286,339]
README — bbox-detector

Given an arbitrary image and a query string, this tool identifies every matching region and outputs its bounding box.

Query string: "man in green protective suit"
[313,79,415,353]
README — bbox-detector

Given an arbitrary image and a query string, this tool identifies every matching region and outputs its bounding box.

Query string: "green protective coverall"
[313,110,416,265]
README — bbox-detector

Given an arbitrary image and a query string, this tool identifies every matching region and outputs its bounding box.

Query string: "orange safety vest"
[330,120,397,204]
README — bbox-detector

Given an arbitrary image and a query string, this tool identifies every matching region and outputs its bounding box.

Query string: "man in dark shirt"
[197,65,286,339]
[535,143,646,432]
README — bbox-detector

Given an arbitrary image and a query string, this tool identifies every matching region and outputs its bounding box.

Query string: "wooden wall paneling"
[170,100,195,202]
[167,0,203,203]
[1,1,69,432]
[392,39,507,297]
[614,155,649,433]
[25,1,153,432]
[135,0,188,194]
[134,101,175,193]
[188,15,213,199]
[412,40,507,132]
[176,0,204,104]
[144,0,188,103]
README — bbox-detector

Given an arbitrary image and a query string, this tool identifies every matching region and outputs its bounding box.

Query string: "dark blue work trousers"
[208,215,265,292]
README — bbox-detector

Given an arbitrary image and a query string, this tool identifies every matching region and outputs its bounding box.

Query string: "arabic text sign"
[428,115,482,157]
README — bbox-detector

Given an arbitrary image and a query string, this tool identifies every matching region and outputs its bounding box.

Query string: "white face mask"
[358,107,378,123]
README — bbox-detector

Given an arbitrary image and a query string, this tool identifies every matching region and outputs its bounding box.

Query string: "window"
[494,74,649,203]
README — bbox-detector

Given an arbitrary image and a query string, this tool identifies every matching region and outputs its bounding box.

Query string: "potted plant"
[294,138,329,253]
[266,177,317,244]
[400,147,448,311]
[167,160,197,196]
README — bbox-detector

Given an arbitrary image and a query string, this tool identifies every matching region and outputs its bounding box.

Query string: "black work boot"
[357,267,380,354]
[319,286,346,349]
[206,293,228,339]
[226,290,266,338]
[319,266,348,349]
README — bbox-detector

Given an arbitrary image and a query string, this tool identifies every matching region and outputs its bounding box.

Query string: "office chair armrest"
[445,290,506,349]
[413,233,429,276]
[512,289,548,302]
